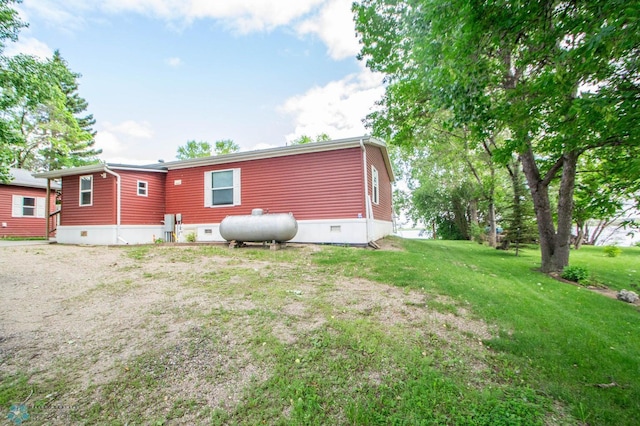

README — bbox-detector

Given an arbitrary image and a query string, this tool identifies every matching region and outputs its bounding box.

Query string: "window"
[79,175,93,206]
[11,195,45,218]
[204,169,241,207]
[137,180,148,196]
[371,166,379,205]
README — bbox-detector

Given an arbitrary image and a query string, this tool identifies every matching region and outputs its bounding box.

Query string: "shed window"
[204,169,241,207]
[137,180,148,196]
[12,195,45,218]
[371,166,379,205]
[79,175,93,206]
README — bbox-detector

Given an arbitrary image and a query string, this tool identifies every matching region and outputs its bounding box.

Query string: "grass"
[1,239,639,424]
[313,240,640,424]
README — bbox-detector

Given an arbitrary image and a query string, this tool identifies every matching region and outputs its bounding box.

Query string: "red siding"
[166,147,366,224]
[0,185,56,237]
[366,146,393,221]
[61,173,116,226]
[119,171,166,225]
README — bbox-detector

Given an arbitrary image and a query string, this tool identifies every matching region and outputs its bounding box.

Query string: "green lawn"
[1,240,638,424]
[313,239,640,425]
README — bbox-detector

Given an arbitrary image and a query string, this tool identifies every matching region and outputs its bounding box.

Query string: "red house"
[0,168,60,238]
[34,137,395,245]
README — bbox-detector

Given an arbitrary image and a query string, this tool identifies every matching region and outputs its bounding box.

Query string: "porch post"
[45,178,51,240]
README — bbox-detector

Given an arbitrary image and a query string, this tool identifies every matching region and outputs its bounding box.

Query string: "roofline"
[3,181,62,190]
[33,164,168,179]
[32,136,395,182]
[164,136,395,181]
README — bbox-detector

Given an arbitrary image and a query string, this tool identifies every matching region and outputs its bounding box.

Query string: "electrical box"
[163,214,175,233]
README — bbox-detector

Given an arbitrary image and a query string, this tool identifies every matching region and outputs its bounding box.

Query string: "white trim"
[79,175,93,206]
[371,165,379,205]
[11,195,45,218]
[36,197,45,218]
[137,180,148,197]
[204,168,241,208]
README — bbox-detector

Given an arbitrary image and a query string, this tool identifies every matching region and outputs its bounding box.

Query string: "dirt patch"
[0,243,495,423]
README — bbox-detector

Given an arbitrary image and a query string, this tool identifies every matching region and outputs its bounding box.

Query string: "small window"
[22,197,36,216]
[371,166,379,205]
[204,169,241,207]
[137,180,148,197]
[79,175,93,206]
[11,195,45,218]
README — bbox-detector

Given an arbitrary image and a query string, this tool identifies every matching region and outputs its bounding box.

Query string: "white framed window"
[79,175,93,206]
[371,166,379,205]
[12,195,45,218]
[137,180,148,197]
[204,168,241,207]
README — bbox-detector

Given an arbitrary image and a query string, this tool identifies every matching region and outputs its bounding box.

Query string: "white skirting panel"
[56,225,164,245]
[56,220,393,245]
[181,218,393,245]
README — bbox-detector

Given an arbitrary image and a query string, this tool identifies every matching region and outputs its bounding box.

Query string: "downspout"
[103,167,126,244]
[360,139,371,243]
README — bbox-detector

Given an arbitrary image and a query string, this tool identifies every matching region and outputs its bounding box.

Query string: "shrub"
[185,232,197,243]
[603,245,622,257]
[561,265,589,283]
[469,223,486,244]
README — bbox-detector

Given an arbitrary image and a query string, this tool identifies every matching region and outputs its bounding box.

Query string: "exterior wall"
[0,185,56,237]
[166,147,366,224]
[61,173,116,226]
[56,224,164,245]
[118,170,166,225]
[366,145,393,222]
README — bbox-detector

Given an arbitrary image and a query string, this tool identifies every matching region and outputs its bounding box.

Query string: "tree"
[355,0,640,272]
[176,140,211,160]
[290,133,331,145]
[213,139,239,155]
[1,54,99,171]
[0,0,26,181]
[176,139,239,160]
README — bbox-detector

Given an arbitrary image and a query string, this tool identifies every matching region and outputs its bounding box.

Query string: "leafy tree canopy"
[290,133,331,145]
[176,139,239,160]
[355,0,639,272]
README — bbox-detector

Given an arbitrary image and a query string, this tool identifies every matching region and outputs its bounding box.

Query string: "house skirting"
[55,219,393,245]
[56,225,165,245]
[186,218,393,245]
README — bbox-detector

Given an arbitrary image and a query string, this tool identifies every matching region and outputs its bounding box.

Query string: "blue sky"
[8,0,384,164]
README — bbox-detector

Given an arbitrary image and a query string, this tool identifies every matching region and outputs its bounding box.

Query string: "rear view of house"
[0,168,60,238]
[34,137,395,245]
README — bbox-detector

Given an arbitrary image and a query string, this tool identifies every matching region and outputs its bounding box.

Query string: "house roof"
[33,136,395,182]
[3,168,61,190]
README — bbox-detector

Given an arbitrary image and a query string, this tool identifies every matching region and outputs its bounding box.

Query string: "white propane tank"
[219,209,298,242]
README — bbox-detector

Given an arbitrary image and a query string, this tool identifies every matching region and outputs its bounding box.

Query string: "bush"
[562,265,589,283]
[603,245,622,257]
[185,232,197,243]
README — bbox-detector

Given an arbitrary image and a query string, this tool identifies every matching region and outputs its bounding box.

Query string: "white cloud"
[104,120,154,139]
[280,66,385,142]
[165,56,182,67]
[4,37,53,60]
[19,1,358,58]
[296,0,359,60]
[94,130,125,155]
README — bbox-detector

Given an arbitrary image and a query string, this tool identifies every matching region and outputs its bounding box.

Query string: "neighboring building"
[34,137,395,245]
[0,168,60,238]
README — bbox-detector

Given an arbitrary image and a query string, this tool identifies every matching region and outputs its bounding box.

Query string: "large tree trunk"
[575,221,585,250]
[555,151,578,269]
[487,200,497,248]
[520,149,578,272]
